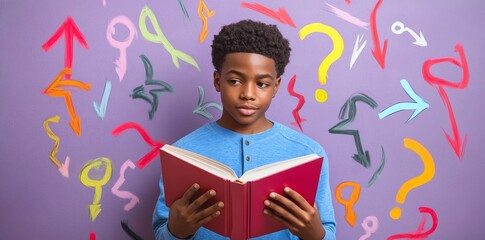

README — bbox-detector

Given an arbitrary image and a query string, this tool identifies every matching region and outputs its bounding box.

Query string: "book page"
[239,154,320,182]
[161,145,238,181]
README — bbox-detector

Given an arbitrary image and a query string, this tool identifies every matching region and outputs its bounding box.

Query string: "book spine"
[229,181,248,240]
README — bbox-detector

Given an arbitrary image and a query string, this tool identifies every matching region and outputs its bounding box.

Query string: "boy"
[153,19,336,239]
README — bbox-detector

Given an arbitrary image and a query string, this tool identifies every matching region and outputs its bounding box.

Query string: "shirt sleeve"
[318,150,337,240]
[152,177,196,240]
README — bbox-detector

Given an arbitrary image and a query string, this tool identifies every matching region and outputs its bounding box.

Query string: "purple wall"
[1,0,484,239]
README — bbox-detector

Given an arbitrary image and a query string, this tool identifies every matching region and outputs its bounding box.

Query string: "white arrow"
[391,21,427,47]
[350,34,367,69]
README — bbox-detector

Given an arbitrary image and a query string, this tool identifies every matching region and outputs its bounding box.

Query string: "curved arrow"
[379,79,429,122]
[198,0,215,43]
[329,93,378,168]
[43,115,70,177]
[112,122,165,169]
[193,86,222,119]
[131,55,174,120]
[370,0,387,69]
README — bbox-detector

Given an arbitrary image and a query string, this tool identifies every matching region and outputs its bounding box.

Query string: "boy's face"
[214,52,281,134]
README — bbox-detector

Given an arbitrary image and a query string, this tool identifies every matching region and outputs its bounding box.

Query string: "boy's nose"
[240,84,256,100]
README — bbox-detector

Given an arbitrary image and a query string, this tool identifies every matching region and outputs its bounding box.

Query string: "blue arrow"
[193,86,222,119]
[378,79,429,122]
[93,80,112,119]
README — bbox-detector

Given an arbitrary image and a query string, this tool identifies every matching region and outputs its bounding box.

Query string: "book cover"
[160,144,323,239]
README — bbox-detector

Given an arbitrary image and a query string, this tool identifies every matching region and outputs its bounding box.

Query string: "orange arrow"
[42,68,91,136]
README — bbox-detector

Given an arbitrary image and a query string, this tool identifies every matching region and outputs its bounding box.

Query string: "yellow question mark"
[390,138,435,220]
[299,23,344,103]
[80,157,113,221]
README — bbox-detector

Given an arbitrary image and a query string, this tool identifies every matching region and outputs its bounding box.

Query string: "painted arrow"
[42,68,91,136]
[378,79,429,122]
[130,55,174,120]
[198,0,215,43]
[287,74,306,132]
[370,0,387,69]
[329,93,378,168]
[112,122,165,169]
[42,115,70,177]
[422,44,468,159]
[391,21,427,47]
[350,34,367,69]
[93,80,112,120]
[42,16,88,79]
[80,157,113,221]
[193,86,222,119]
[241,2,296,28]
[388,207,438,240]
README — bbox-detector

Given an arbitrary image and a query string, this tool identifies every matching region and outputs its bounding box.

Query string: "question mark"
[80,157,113,221]
[299,22,344,103]
[335,181,361,227]
[358,216,379,240]
[390,138,435,220]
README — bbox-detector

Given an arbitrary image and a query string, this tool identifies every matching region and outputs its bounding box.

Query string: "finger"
[195,201,224,225]
[284,187,314,211]
[180,183,200,204]
[264,197,302,227]
[263,208,297,232]
[187,189,216,212]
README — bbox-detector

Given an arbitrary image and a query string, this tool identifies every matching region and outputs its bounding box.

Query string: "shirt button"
[245,140,250,146]
[246,156,251,161]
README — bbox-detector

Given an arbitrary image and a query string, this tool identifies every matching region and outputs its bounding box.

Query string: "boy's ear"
[213,70,221,92]
[273,77,282,97]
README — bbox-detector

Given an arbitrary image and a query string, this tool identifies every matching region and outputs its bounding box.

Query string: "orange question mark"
[335,181,361,226]
[299,23,344,103]
[390,138,435,220]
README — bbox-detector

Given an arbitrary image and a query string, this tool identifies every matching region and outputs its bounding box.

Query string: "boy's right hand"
[167,183,224,238]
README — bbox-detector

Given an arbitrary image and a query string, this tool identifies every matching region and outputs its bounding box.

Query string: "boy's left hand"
[263,187,325,240]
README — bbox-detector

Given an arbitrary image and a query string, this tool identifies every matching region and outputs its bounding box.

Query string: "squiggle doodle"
[111,160,140,211]
[121,221,144,240]
[112,122,165,169]
[107,15,137,81]
[287,74,306,132]
[335,181,361,227]
[139,5,200,70]
[80,157,113,221]
[43,115,70,178]
[193,86,222,119]
[358,216,379,240]
[42,68,91,136]
[388,207,438,240]
[197,0,215,43]
[130,55,174,120]
[241,2,296,28]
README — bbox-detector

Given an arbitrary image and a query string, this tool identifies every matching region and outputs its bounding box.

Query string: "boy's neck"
[216,118,274,135]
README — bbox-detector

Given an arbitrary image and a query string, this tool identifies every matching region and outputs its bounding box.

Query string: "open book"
[160,144,324,240]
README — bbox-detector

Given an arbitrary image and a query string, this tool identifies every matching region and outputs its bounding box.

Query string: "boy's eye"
[257,82,270,88]
[228,79,241,85]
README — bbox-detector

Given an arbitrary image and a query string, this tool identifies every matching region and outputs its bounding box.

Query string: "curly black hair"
[211,19,291,78]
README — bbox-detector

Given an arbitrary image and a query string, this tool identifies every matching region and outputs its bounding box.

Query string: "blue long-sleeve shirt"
[153,121,336,239]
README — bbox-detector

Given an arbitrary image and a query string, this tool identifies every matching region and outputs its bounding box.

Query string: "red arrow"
[422,44,469,159]
[112,122,165,169]
[42,16,88,79]
[241,2,296,28]
[370,0,387,69]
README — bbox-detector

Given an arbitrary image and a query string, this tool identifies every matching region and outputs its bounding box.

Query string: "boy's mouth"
[236,105,258,116]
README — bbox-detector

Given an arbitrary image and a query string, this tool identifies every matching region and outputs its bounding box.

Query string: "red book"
[160,144,323,240]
